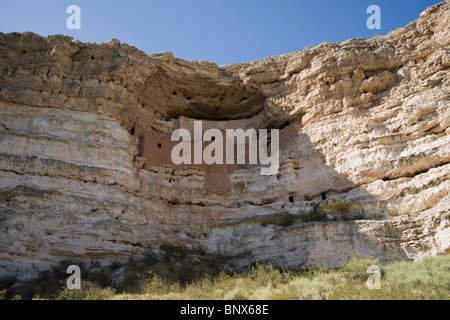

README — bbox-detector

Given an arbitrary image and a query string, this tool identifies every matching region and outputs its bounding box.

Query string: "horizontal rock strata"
[0,2,449,275]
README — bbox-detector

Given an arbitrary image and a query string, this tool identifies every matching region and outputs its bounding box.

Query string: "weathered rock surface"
[0,2,449,276]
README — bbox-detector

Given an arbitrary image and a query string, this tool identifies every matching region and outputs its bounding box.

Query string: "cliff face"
[0,3,449,275]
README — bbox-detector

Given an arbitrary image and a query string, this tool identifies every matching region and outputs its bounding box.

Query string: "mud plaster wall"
[133,117,297,193]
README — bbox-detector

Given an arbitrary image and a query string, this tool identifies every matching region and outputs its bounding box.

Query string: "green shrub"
[339,255,381,281]
[3,252,449,300]
[302,209,328,222]
[248,263,283,288]
[223,288,249,300]
[248,284,276,300]
[139,273,179,296]
[55,281,115,300]
[280,277,331,300]
[277,214,296,227]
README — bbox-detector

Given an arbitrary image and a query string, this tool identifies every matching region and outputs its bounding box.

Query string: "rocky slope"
[0,2,449,276]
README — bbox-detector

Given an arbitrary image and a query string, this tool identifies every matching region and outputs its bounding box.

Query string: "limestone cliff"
[0,2,449,275]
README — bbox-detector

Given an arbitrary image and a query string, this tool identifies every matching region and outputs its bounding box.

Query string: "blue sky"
[0,0,443,65]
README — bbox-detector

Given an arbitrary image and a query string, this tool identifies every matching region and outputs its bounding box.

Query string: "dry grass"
[1,253,449,300]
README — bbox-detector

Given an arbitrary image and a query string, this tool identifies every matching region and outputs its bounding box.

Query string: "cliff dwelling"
[0,2,448,277]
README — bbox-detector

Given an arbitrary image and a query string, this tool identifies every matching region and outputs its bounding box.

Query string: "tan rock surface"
[0,2,449,275]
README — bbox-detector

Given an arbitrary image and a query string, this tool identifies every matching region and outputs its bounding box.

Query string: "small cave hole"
[321,193,326,200]
[91,55,95,60]
[289,196,294,203]
[130,126,135,136]
[172,90,177,95]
